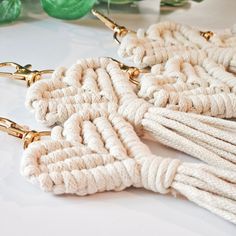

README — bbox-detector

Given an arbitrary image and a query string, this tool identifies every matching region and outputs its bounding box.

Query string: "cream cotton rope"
[21,109,236,224]
[138,54,236,117]
[117,22,236,71]
[145,21,236,48]
[26,57,236,172]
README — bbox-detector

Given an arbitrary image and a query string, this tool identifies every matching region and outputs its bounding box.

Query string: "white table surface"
[0,0,235,235]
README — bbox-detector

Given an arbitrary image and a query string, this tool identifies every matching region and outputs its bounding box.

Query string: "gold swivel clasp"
[0,62,53,86]
[92,9,131,44]
[109,58,148,86]
[200,31,214,41]
[92,9,215,43]
[0,117,50,149]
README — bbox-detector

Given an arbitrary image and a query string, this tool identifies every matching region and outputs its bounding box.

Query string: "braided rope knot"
[139,157,181,194]
[118,96,152,135]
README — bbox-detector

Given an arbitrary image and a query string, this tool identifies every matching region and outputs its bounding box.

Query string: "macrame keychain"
[137,54,236,117]
[1,57,235,172]
[1,111,236,224]
[91,11,236,117]
[92,10,236,72]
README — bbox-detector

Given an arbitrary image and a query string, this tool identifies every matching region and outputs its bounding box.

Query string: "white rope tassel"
[26,57,236,171]
[21,112,236,224]
[119,97,236,171]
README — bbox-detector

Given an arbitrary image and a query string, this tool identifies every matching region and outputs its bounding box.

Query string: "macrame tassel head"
[137,54,236,118]
[145,21,236,48]
[21,111,236,224]
[117,21,236,69]
[25,57,122,126]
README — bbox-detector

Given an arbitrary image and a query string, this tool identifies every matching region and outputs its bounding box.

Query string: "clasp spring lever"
[0,62,53,86]
[0,117,50,149]
[92,9,130,44]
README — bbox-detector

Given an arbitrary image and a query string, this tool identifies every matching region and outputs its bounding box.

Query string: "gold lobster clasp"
[109,58,148,86]
[0,62,53,87]
[0,117,50,149]
[92,9,132,44]
[200,30,214,41]
[92,9,215,43]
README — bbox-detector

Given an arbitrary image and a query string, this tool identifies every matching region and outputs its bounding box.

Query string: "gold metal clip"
[92,9,131,44]
[200,31,214,41]
[0,117,50,149]
[0,62,53,87]
[109,58,148,86]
